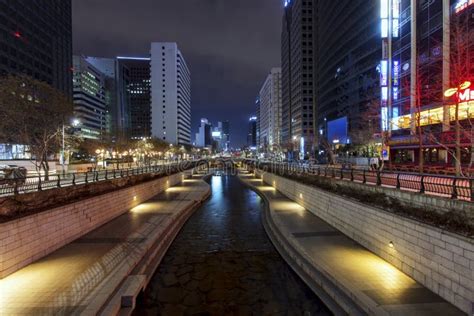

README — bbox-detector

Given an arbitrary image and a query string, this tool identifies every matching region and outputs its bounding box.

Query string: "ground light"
[389,241,394,248]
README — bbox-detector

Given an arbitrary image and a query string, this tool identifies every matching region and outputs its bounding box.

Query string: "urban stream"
[134,172,330,315]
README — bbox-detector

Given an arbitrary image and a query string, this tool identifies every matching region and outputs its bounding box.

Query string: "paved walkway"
[239,171,464,316]
[0,174,210,315]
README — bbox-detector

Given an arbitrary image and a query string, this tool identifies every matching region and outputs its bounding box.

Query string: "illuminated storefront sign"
[393,60,399,86]
[454,0,474,13]
[380,60,388,86]
[391,101,474,129]
[381,107,389,131]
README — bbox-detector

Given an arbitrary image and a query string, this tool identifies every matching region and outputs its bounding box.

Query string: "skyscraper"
[195,118,212,148]
[86,57,131,139]
[117,57,151,140]
[150,42,191,145]
[247,116,258,148]
[0,0,73,96]
[281,0,317,159]
[259,68,282,151]
[317,1,380,147]
[72,56,108,139]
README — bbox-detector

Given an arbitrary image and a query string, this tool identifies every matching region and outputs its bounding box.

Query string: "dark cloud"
[72,0,282,147]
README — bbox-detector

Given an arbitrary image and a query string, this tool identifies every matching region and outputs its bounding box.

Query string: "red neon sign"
[445,81,472,102]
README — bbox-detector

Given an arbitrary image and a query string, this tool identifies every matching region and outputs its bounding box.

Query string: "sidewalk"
[239,171,464,316]
[0,174,210,315]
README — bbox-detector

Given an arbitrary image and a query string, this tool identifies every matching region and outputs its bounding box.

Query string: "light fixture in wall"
[133,196,137,201]
[299,193,303,199]
[389,241,394,248]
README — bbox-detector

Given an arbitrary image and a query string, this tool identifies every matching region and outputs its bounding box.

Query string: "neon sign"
[444,81,472,101]
[454,0,474,13]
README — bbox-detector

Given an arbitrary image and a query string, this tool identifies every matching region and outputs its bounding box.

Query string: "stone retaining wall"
[0,172,187,279]
[257,170,474,314]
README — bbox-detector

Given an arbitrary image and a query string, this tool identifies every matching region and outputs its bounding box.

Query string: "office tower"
[281,0,317,158]
[195,118,212,148]
[117,57,151,139]
[259,68,282,151]
[72,56,107,139]
[0,0,73,96]
[218,121,230,151]
[256,97,261,148]
[317,1,381,147]
[150,42,191,145]
[86,57,131,139]
[247,116,258,148]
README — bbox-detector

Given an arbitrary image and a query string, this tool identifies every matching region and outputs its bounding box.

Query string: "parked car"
[0,165,27,185]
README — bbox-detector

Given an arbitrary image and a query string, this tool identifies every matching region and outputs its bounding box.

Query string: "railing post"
[85,172,88,184]
[57,175,61,188]
[95,171,99,182]
[340,168,343,180]
[420,175,425,194]
[105,170,108,180]
[72,173,76,185]
[396,173,401,189]
[451,178,458,199]
[38,176,42,191]
[332,168,336,178]
[376,171,382,186]
[350,168,354,182]
[363,169,366,184]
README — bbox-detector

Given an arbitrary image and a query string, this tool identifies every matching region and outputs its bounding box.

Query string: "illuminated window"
[381,19,389,38]
[392,19,399,38]
[381,0,389,18]
[380,60,388,86]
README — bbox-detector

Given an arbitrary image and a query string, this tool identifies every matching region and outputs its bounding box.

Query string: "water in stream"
[134,174,330,315]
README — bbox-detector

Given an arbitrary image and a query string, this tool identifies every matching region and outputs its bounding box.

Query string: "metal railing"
[245,161,474,202]
[0,161,202,197]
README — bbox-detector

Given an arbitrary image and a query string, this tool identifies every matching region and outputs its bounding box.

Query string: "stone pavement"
[239,171,465,316]
[0,174,210,315]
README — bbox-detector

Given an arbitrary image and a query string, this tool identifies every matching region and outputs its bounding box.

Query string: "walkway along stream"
[134,173,330,315]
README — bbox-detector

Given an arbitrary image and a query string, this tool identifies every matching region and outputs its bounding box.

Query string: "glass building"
[0,0,72,96]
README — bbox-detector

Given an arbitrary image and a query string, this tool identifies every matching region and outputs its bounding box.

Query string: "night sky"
[72,0,282,147]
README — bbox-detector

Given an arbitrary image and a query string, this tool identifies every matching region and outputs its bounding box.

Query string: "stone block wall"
[0,172,184,279]
[257,171,473,314]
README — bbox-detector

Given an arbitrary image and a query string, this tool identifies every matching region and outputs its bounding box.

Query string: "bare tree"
[0,75,73,180]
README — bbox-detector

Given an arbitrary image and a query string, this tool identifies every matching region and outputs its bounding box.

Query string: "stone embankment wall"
[257,170,474,314]
[0,172,186,279]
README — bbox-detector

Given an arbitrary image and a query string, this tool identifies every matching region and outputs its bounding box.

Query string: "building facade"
[259,68,282,152]
[317,0,381,148]
[195,118,212,148]
[72,56,107,139]
[0,0,72,96]
[281,0,317,159]
[247,116,258,148]
[86,57,131,139]
[117,57,151,140]
[150,42,191,145]
[384,0,474,170]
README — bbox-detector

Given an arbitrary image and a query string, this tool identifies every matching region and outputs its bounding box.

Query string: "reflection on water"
[134,174,330,315]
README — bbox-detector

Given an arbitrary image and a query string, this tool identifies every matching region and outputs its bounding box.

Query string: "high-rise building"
[72,56,108,139]
[256,97,261,148]
[247,116,258,148]
[0,0,73,96]
[317,1,381,147]
[86,57,131,139]
[259,68,282,151]
[385,0,474,168]
[195,118,212,148]
[150,42,191,145]
[218,121,230,151]
[117,57,151,140]
[281,0,317,158]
